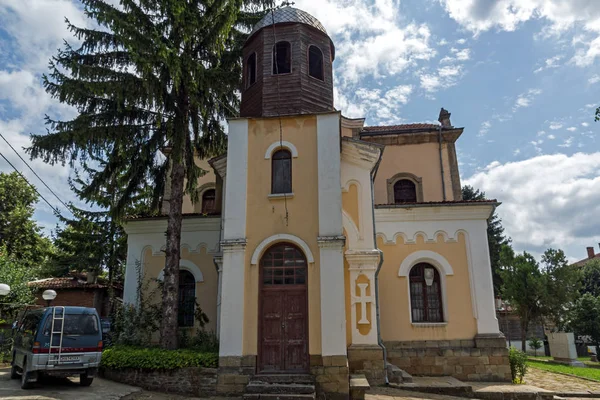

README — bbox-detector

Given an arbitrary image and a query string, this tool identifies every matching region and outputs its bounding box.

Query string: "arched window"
[201,189,216,214]
[273,41,291,74]
[308,45,324,80]
[409,263,443,323]
[394,179,417,203]
[261,243,307,285]
[272,149,292,194]
[246,52,257,87]
[178,270,196,327]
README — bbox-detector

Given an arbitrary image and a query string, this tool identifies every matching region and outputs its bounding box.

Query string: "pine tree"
[28,0,270,349]
[462,185,510,295]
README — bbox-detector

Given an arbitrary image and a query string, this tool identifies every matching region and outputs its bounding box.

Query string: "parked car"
[10,306,103,389]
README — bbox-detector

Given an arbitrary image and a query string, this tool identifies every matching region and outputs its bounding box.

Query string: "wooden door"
[258,243,308,373]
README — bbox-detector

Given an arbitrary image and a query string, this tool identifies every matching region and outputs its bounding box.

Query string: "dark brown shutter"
[247,53,257,87]
[394,179,417,203]
[409,263,443,322]
[308,45,324,80]
[178,270,196,327]
[201,189,216,214]
[272,149,292,194]
[273,41,291,74]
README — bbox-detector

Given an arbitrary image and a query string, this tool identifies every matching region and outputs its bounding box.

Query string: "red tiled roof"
[375,199,499,207]
[27,272,120,290]
[362,123,441,133]
[571,253,600,267]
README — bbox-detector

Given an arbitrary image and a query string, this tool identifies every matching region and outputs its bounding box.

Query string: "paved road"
[0,366,141,400]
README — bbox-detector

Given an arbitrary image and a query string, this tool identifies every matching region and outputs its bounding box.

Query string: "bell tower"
[240,7,335,117]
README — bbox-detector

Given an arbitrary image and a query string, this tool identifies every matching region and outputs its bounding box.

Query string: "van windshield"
[43,314,99,336]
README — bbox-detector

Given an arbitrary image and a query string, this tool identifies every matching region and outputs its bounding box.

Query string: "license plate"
[60,356,80,362]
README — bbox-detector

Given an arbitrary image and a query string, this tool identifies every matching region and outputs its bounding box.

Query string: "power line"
[0,150,65,218]
[0,132,72,211]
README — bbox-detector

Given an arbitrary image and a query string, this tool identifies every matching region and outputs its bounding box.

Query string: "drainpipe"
[438,125,447,201]
[370,145,389,385]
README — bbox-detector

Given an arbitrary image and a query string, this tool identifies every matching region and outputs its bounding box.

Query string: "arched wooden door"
[258,243,309,373]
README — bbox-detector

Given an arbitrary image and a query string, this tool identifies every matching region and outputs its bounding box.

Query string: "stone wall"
[216,355,256,395]
[385,336,511,382]
[347,345,386,385]
[310,355,350,400]
[101,367,217,396]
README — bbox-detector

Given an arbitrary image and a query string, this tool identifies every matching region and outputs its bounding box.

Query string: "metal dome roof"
[249,7,328,39]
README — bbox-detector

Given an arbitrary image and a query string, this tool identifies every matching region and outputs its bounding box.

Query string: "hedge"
[101,346,218,370]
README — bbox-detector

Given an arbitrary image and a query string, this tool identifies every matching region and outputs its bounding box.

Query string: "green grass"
[528,360,600,381]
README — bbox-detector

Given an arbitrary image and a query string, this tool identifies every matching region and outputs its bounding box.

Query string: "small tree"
[540,248,581,331]
[569,293,600,353]
[528,337,543,357]
[500,245,545,352]
[581,259,600,298]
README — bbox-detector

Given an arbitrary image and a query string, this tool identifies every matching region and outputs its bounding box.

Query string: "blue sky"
[0,0,599,262]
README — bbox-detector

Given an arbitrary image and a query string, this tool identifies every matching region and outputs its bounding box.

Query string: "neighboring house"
[123,7,510,396]
[571,244,600,267]
[28,271,122,317]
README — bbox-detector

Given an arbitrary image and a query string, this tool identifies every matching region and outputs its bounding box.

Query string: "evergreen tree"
[28,0,270,349]
[580,259,600,297]
[462,185,510,294]
[0,172,53,267]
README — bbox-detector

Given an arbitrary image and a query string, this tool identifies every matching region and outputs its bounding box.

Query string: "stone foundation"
[101,367,217,396]
[385,336,511,382]
[347,344,386,385]
[216,355,256,395]
[310,355,350,400]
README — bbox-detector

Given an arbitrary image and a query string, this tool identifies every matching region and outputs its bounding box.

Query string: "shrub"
[191,330,219,353]
[101,346,218,370]
[528,337,543,357]
[509,346,528,383]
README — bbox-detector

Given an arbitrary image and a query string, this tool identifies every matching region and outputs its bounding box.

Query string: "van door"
[41,312,102,366]
[14,313,42,367]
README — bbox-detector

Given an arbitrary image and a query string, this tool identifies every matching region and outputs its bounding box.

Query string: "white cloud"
[537,130,546,136]
[566,126,578,132]
[420,74,441,92]
[589,74,600,84]
[582,122,590,127]
[464,152,600,259]
[533,55,562,73]
[348,84,413,124]
[456,38,467,44]
[513,88,542,111]
[478,120,492,136]
[296,0,436,84]
[547,134,556,140]
[558,136,574,148]
[440,0,600,67]
[549,122,563,130]
[513,148,521,156]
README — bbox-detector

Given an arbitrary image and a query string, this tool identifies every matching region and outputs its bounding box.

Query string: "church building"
[123,7,510,398]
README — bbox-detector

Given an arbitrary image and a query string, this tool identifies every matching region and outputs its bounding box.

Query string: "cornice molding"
[221,238,247,252]
[210,155,227,179]
[124,216,221,234]
[345,250,380,270]
[341,138,382,170]
[317,235,346,249]
[375,204,494,222]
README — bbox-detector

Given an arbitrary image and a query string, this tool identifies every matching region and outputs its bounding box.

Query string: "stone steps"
[244,374,316,400]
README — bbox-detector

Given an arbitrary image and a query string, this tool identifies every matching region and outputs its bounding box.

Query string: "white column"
[214,255,223,338]
[218,240,247,356]
[466,220,501,336]
[318,237,347,356]
[316,113,347,356]
[223,119,248,240]
[346,251,380,345]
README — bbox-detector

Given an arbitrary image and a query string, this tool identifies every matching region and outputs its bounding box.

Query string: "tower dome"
[240,7,335,118]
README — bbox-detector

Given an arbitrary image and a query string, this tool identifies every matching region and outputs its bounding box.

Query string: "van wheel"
[80,374,94,387]
[20,360,32,389]
[10,355,19,379]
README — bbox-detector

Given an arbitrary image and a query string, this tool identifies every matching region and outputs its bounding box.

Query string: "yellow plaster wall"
[377,233,476,341]
[374,142,455,204]
[142,246,219,336]
[243,116,322,356]
[342,184,360,231]
[341,126,353,138]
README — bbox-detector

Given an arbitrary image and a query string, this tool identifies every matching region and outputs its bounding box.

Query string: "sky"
[0,0,599,263]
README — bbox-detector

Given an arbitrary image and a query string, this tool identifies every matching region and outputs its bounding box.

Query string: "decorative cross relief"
[353,282,374,325]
